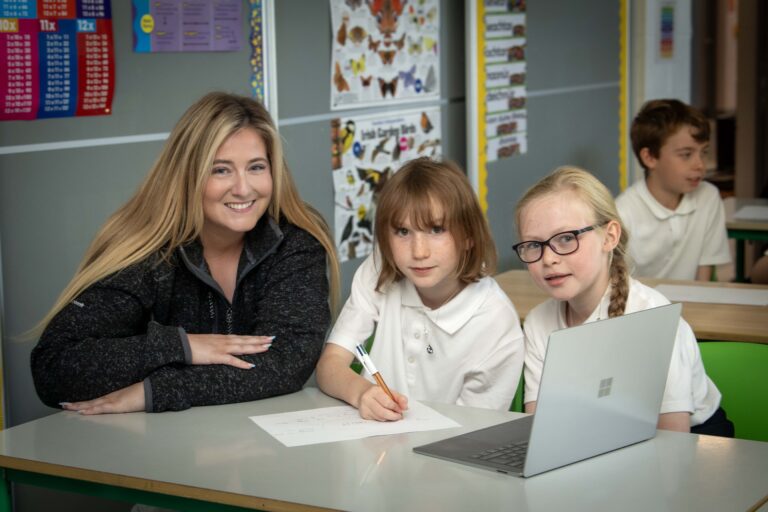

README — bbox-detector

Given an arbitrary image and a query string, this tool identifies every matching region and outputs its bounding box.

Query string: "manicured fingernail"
[268,336,276,340]
[59,402,71,407]
[249,364,256,369]
[264,344,272,350]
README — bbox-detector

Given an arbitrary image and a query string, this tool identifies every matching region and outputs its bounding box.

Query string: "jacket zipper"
[208,291,233,334]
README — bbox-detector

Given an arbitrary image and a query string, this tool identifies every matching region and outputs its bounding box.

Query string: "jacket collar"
[177,216,284,286]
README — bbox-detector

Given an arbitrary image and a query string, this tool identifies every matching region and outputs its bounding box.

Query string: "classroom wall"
[486,2,620,270]
[0,1,618,510]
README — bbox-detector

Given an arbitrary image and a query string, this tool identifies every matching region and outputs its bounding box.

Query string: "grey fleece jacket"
[31,216,330,412]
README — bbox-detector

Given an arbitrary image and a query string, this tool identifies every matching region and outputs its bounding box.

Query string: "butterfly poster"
[329,0,440,110]
[330,107,442,262]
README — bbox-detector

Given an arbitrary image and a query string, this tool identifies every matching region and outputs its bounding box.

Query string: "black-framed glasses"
[512,225,599,263]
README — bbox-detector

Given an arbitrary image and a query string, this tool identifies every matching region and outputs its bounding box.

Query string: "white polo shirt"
[329,253,524,411]
[616,179,731,280]
[523,278,720,426]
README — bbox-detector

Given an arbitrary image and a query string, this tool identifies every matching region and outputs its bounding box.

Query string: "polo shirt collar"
[637,178,696,219]
[402,278,490,335]
[557,285,611,328]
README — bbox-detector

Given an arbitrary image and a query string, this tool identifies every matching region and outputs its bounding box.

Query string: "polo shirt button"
[408,356,415,364]
[414,331,421,339]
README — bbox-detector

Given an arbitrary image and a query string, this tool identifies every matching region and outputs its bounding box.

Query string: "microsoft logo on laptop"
[598,377,613,398]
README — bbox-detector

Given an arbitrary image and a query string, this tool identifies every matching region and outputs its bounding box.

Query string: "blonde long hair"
[515,166,630,317]
[37,92,340,333]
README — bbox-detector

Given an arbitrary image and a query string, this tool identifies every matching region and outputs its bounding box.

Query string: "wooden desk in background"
[724,197,768,282]
[495,270,768,344]
[1,388,768,512]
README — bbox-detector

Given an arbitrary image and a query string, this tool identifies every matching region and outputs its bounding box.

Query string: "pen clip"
[355,344,378,375]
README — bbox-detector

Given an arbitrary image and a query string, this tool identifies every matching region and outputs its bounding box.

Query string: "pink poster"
[0,0,114,120]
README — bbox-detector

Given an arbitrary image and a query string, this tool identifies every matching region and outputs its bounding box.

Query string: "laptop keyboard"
[470,441,528,468]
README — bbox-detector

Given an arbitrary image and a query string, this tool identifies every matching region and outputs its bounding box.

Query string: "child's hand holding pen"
[355,344,409,422]
[358,384,409,422]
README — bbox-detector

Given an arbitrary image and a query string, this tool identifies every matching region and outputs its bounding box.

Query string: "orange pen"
[355,344,397,404]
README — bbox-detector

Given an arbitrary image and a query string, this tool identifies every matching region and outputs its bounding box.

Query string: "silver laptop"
[413,303,681,477]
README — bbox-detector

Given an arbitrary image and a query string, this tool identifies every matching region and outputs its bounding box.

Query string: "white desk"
[1,388,768,512]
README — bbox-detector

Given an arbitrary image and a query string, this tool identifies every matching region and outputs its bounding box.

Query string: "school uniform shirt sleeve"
[456,286,524,410]
[31,259,189,408]
[697,183,731,266]
[522,299,559,404]
[659,321,696,415]
[659,319,721,425]
[327,253,382,353]
[627,280,721,426]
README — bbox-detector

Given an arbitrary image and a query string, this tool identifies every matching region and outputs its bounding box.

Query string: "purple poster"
[131,0,242,53]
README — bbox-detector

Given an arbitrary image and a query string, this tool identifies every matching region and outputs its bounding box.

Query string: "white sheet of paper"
[733,205,768,222]
[249,401,460,447]
[655,284,768,306]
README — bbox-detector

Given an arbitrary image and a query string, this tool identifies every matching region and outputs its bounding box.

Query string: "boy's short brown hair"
[630,99,710,175]
[374,157,497,291]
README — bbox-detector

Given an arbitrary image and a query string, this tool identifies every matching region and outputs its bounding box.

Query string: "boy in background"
[616,99,731,280]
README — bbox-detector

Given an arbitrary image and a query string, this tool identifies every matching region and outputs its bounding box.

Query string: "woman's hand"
[357,385,409,422]
[61,382,145,415]
[187,334,274,370]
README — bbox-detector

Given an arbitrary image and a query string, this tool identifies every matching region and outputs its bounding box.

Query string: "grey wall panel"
[526,1,620,89]
[275,1,332,119]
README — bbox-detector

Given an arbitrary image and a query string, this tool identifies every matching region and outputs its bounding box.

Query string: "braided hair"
[514,166,631,317]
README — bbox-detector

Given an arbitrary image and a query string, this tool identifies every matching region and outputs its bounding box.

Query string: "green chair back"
[350,335,375,374]
[698,341,768,442]
[510,374,525,412]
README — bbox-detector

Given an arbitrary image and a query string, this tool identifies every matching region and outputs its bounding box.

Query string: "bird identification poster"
[0,0,114,120]
[330,107,441,262]
[329,0,440,110]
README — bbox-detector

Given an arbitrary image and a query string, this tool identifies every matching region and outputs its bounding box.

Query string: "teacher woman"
[31,92,340,414]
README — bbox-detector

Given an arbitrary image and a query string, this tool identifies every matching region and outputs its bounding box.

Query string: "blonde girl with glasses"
[515,166,733,437]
